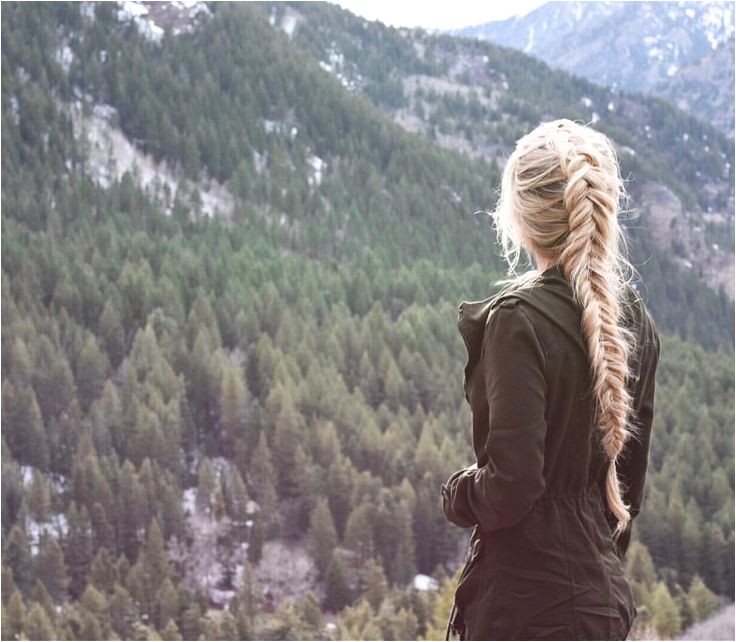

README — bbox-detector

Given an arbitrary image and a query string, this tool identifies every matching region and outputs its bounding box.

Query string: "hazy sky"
[332,0,549,31]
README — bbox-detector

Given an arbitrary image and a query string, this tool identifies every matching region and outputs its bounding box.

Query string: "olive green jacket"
[441,262,661,640]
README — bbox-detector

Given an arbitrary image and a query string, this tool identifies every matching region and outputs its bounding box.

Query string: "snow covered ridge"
[112,0,212,43]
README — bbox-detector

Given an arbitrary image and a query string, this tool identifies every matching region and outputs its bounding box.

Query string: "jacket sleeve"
[442,301,548,532]
[604,325,661,560]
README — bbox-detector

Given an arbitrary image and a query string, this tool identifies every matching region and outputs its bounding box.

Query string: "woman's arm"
[442,300,548,532]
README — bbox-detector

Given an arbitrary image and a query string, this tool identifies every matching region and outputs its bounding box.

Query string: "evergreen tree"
[218,362,250,454]
[687,574,720,621]
[181,603,202,641]
[2,589,26,641]
[307,497,339,579]
[161,618,183,641]
[324,551,352,612]
[650,580,682,639]
[65,503,94,598]
[35,533,69,602]
[156,579,179,632]
[3,525,33,593]
[109,583,138,639]
[26,601,57,640]
[89,547,117,595]
[361,557,388,612]
[141,518,170,593]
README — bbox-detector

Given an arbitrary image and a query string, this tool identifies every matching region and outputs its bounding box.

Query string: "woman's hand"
[441,465,480,528]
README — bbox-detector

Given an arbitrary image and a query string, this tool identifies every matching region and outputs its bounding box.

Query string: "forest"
[1,2,733,640]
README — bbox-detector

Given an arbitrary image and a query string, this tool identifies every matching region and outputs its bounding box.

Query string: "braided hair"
[486,118,640,541]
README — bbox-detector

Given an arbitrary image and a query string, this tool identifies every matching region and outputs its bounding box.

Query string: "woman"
[441,119,661,641]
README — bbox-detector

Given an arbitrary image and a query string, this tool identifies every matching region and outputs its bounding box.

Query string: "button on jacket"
[441,262,661,641]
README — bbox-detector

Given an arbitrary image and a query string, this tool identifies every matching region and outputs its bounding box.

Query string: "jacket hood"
[457,263,641,387]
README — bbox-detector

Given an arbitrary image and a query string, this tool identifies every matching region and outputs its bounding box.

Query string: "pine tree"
[219,362,250,454]
[300,591,324,635]
[344,503,375,564]
[3,525,33,593]
[361,558,388,612]
[650,580,682,639]
[109,583,138,639]
[180,603,202,641]
[687,574,720,621]
[32,335,76,423]
[393,607,419,640]
[324,551,352,612]
[391,501,417,586]
[249,432,279,536]
[76,335,110,411]
[117,461,145,561]
[90,547,117,594]
[161,618,183,641]
[80,583,110,634]
[307,497,339,578]
[2,589,26,640]
[326,456,353,538]
[25,602,57,640]
[79,609,103,641]
[35,532,69,601]
[219,610,239,640]
[2,383,49,469]
[142,518,170,593]
[30,579,56,621]
[99,298,126,368]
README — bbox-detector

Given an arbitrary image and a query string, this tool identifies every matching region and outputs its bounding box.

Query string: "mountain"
[277,1,734,304]
[1,2,733,640]
[451,1,735,137]
[656,37,735,137]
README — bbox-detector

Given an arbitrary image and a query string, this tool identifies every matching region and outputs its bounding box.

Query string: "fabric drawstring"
[445,603,457,640]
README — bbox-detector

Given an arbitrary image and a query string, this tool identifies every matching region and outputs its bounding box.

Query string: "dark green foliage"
[0,2,732,639]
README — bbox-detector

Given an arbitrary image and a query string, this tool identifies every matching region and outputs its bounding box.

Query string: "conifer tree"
[361,557,388,612]
[4,525,33,593]
[324,551,352,612]
[307,497,339,578]
[2,589,26,640]
[651,580,682,639]
[26,601,57,640]
[161,618,183,641]
[109,583,138,639]
[687,574,719,621]
[36,533,69,601]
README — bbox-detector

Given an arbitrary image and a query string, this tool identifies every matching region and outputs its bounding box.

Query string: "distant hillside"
[278,1,734,304]
[656,37,735,138]
[1,3,733,640]
[451,1,735,138]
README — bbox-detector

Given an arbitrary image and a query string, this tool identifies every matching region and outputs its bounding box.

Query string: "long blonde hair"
[485,118,640,541]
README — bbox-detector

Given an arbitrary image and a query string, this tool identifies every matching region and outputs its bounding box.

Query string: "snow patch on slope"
[64,98,234,220]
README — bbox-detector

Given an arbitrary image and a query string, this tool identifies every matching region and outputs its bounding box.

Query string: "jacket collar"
[457,263,642,390]
[457,263,582,388]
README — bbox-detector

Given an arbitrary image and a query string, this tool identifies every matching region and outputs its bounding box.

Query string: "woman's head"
[488,118,640,540]
[491,118,629,276]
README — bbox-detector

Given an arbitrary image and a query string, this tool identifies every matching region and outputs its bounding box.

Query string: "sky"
[332,0,549,31]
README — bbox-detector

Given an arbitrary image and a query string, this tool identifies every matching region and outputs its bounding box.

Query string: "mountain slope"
[277,0,734,303]
[452,1,735,137]
[1,3,733,639]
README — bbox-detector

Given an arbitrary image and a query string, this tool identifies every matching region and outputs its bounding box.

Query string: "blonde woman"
[441,119,661,640]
